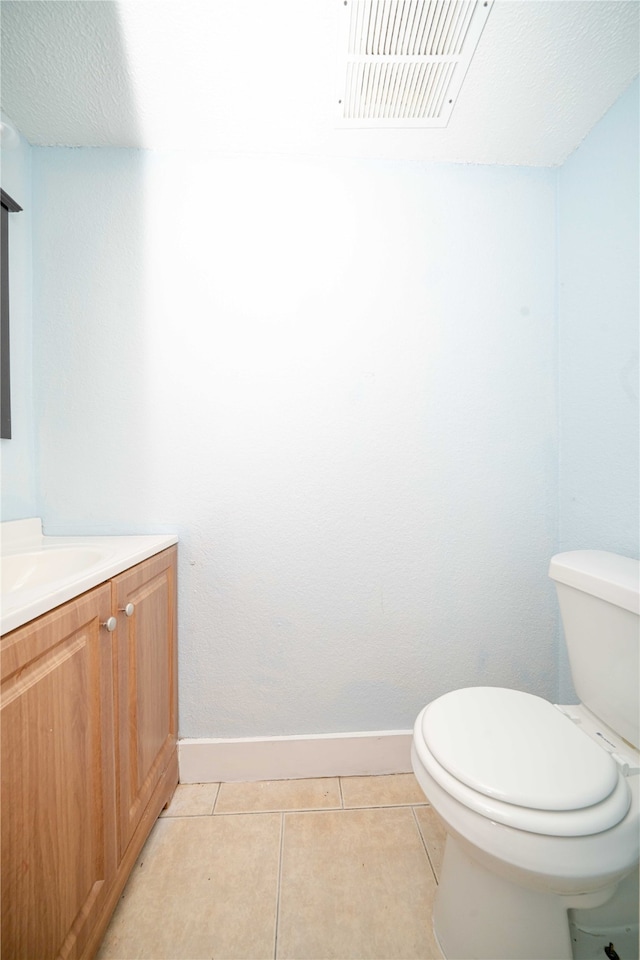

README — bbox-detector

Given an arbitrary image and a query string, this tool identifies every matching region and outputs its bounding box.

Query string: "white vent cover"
[336,0,493,127]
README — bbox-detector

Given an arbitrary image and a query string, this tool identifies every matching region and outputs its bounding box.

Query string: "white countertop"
[1,519,178,635]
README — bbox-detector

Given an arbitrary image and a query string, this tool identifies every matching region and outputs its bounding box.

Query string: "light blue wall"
[0,123,36,521]
[556,78,639,700]
[558,78,639,557]
[30,151,558,736]
[3,79,638,732]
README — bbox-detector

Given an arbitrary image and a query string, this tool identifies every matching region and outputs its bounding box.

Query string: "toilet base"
[569,869,639,960]
[434,835,614,960]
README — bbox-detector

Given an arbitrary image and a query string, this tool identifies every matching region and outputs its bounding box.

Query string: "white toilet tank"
[549,551,640,750]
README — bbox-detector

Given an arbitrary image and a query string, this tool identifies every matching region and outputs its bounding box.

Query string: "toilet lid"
[421,687,619,811]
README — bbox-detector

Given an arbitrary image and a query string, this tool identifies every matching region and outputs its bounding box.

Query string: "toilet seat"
[424,687,619,809]
[413,688,632,837]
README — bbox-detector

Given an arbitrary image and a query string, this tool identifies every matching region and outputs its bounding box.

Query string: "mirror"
[1,187,22,439]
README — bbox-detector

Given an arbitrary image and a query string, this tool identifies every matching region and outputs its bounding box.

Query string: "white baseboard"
[178,730,413,783]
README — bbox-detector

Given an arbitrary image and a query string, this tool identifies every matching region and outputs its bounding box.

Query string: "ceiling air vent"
[336,0,493,127]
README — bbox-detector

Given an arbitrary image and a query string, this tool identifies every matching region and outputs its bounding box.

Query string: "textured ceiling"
[0,0,638,165]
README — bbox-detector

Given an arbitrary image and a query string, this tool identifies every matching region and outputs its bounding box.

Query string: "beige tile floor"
[97,774,446,960]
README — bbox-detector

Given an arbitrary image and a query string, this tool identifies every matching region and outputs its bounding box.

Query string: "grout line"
[411,806,439,885]
[338,777,345,808]
[268,802,429,818]
[167,801,429,819]
[274,812,285,960]
[342,801,428,810]
[210,782,221,815]
[212,805,343,817]
[159,810,286,821]
[162,797,429,819]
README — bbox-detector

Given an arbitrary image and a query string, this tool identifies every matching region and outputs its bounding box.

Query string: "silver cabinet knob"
[120,603,135,617]
[102,616,118,632]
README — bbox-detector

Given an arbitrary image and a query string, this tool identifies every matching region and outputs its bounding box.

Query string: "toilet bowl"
[412,691,640,959]
[411,551,640,960]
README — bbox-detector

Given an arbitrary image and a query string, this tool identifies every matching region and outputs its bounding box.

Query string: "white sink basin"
[1,518,178,635]
[2,548,106,594]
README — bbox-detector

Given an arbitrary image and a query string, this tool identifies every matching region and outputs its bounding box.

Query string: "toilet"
[411,550,640,960]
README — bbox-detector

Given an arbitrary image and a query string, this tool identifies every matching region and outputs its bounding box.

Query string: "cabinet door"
[1,586,116,960]
[114,547,177,859]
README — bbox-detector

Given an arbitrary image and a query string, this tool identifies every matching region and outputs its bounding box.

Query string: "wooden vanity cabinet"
[0,547,178,960]
[1,585,117,960]
[113,548,178,861]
